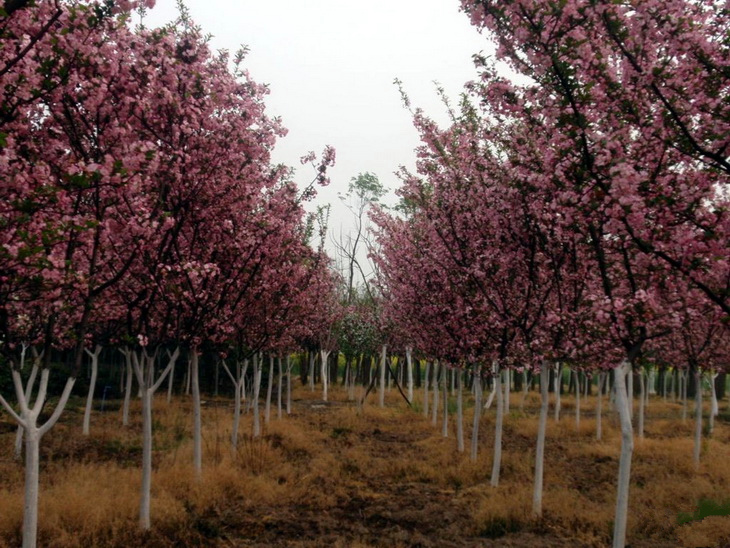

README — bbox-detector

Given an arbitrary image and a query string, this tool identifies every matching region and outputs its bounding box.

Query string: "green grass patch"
[678,499,730,525]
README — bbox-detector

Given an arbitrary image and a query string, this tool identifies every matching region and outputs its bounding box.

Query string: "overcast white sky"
[141,0,489,273]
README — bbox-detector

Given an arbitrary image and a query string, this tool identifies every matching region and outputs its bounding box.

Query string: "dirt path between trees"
[223,400,574,548]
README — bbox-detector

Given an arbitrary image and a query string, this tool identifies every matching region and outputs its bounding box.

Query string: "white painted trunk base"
[0,369,75,547]
[612,362,634,548]
[82,345,102,436]
[694,369,703,467]
[532,366,549,516]
[456,371,464,452]
[471,369,482,462]
[378,345,386,408]
[490,367,503,487]
[422,361,430,418]
[431,361,439,425]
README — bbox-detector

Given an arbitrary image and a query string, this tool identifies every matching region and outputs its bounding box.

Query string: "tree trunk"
[597,372,605,441]
[532,365,549,516]
[378,345,387,407]
[471,367,482,462]
[520,370,529,412]
[266,355,275,422]
[406,346,414,403]
[627,369,634,423]
[191,350,202,479]
[682,369,688,422]
[574,369,580,431]
[131,348,178,529]
[490,365,503,487]
[456,371,464,452]
[139,386,153,529]
[431,361,439,425]
[554,362,561,421]
[222,359,247,451]
[277,355,283,419]
[286,356,293,415]
[14,349,40,460]
[442,368,449,438]
[309,351,315,392]
[0,368,75,548]
[709,371,718,435]
[612,361,634,548]
[694,367,702,468]
[253,354,262,437]
[638,370,645,439]
[320,349,331,402]
[185,356,192,396]
[82,345,102,436]
[422,360,430,418]
[122,349,133,426]
[504,369,510,414]
[167,351,176,403]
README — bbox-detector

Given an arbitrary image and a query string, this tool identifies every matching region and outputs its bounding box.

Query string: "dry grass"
[0,385,729,546]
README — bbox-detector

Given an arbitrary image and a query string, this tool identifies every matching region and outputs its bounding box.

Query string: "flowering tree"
[454,1,730,545]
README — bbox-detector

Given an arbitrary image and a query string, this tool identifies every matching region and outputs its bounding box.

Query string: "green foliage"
[677,499,730,525]
[345,172,386,204]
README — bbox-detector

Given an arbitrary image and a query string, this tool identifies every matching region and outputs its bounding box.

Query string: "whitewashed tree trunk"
[627,368,634,422]
[347,355,356,401]
[504,369,510,414]
[694,368,702,468]
[378,345,387,407]
[456,370,464,452]
[574,369,581,430]
[265,355,275,423]
[185,356,192,396]
[638,370,645,439]
[253,354,262,437]
[612,361,634,548]
[82,345,102,436]
[0,368,75,548]
[533,365,549,517]
[471,367,482,462]
[121,348,133,426]
[484,380,496,410]
[222,359,248,450]
[682,369,688,422]
[442,368,449,438]
[277,355,283,419]
[554,362,561,421]
[490,364,503,487]
[709,370,718,435]
[286,356,293,415]
[406,346,414,403]
[423,361,430,417]
[431,360,439,425]
[14,347,41,461]
[131,347,179,530]
[597,372,605,441]
[321,349,331,402]
[190,349,203,479]
[648,367,656,395]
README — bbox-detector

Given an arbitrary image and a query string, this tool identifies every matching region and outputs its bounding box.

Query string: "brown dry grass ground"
[1,385,730,547]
